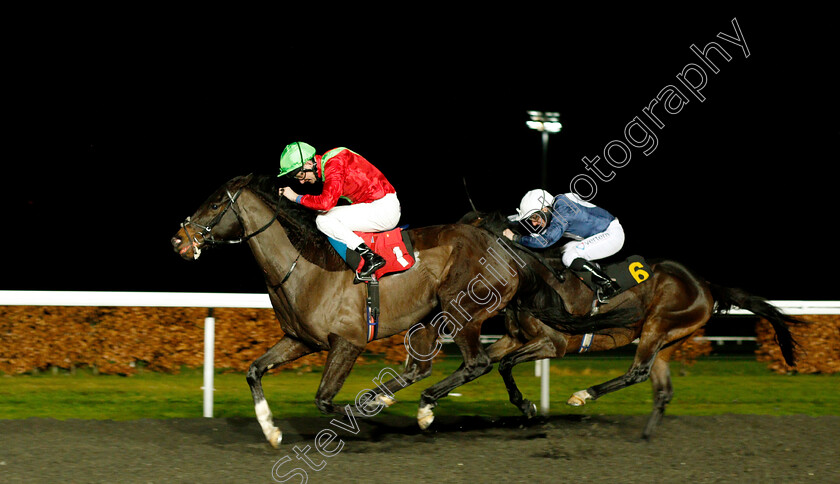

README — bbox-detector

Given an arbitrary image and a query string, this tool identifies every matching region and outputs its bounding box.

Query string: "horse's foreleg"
[247,336,314,448]
[487,333,524,414]
[485,334,522,362]
[485,309,527,363]
[313,333,365,417]
[642,351,675,439]
[486,310,568,417]
[496,325,568,418]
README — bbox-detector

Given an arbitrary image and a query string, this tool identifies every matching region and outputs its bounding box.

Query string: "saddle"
[327,227,416,342]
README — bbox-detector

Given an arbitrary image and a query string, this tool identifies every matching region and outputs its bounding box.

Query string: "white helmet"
[509,189,555,222]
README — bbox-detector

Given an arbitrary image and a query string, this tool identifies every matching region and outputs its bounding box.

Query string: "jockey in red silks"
[278,141,401,282]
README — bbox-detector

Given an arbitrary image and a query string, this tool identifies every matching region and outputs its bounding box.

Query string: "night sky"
[3,10,837,301]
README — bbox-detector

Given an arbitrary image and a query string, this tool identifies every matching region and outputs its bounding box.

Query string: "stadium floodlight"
[526,110,563,133]
[526,111,562,189]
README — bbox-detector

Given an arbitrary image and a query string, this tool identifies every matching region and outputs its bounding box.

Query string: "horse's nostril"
[171,236,182,248]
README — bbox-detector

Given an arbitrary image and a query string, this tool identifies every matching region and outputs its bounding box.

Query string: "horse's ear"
[227,173,254,190]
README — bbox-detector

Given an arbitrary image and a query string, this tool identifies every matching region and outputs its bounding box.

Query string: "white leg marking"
[374,394,396,407]
[255,399,282,447]
[364,393,396,413]
[417,403,435,430]
[567,389,592,407]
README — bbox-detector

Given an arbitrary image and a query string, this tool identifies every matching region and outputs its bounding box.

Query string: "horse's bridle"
[179,185,300,284]
[180,187,281,257]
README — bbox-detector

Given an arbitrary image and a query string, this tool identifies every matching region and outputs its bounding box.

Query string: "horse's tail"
[710,284,806,366]
[516,265,642,335]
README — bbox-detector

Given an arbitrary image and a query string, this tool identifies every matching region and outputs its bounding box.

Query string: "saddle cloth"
[576,255,653,295]
[327,227,416,279]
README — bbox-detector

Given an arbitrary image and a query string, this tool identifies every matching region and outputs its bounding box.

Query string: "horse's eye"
[211,203,219,210]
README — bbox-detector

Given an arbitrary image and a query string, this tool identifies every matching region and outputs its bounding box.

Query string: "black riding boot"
[354,243,386,281]
[570,258,621,302]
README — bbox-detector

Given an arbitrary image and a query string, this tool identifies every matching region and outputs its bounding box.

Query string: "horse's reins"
[179,186,298,284]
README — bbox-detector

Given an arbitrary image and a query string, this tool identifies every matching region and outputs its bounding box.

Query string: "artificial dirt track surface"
[1,415,838,483]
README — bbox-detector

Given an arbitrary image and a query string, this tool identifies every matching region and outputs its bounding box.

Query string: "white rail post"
[203,308,215,418]
[539,359,550,416]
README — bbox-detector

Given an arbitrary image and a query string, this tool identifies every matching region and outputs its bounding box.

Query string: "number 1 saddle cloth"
[327,226,416,280]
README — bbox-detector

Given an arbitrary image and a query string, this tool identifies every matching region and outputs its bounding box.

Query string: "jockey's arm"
[516,217,568,249]
[299,157,346,211]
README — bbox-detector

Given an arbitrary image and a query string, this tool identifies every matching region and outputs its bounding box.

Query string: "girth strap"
[365,279,380,342]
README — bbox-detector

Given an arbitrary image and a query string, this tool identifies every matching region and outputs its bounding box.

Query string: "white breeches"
[315,193,401,250]
[560,219,625,267]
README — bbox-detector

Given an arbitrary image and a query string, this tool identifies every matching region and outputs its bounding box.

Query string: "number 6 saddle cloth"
[575,255,653,296]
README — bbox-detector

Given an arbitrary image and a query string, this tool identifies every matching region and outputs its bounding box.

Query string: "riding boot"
[354,243,386,282]
[570,258,621,302]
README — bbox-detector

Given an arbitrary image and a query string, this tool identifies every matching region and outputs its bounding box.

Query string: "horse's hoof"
[363,394,396,413]
[417,404,435,430]
[268,428,283,448]
[375,394,397,407]
[523,401,538,418]
[567,390,591,407]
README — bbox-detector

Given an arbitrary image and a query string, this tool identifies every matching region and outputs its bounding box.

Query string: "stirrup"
[353,272,377,285]
[356,257,385,281]
[596,290,610,304]
[596,284,620,303]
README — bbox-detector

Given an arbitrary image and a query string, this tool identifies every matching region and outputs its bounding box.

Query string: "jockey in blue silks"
[503,189,625,302]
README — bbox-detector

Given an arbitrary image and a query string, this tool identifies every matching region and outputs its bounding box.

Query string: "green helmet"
[278,141,317,178]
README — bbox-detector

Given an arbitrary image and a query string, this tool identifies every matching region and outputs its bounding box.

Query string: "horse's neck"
[236,190,304,288]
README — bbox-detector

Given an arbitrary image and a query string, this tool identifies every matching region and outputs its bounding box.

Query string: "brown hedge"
[5,306,835,375]
[670,327,714,365]
[756,315,840,374]
[0,306,411,375]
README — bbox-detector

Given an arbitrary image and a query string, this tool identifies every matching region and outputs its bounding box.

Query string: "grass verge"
[1,356,836,420]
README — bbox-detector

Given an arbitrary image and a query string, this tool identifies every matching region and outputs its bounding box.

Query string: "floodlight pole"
[540,131,550,190]
[526,110,562,416]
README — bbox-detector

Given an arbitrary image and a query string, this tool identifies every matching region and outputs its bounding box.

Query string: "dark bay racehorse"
[170,174,633,447]
[448,210,805,438]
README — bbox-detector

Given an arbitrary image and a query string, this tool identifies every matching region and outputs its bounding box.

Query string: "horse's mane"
[245,174,347,272]
[462,210,513,234]
[459,209,568,269]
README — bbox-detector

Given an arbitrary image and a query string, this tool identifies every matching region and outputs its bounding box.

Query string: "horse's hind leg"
[247,336,315,448]
[313,333,366,417]
[567,317,693,407]
[362,320,439,412]
[417,323,493,430]
[643,351,675,439]
[567,338,663,407]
